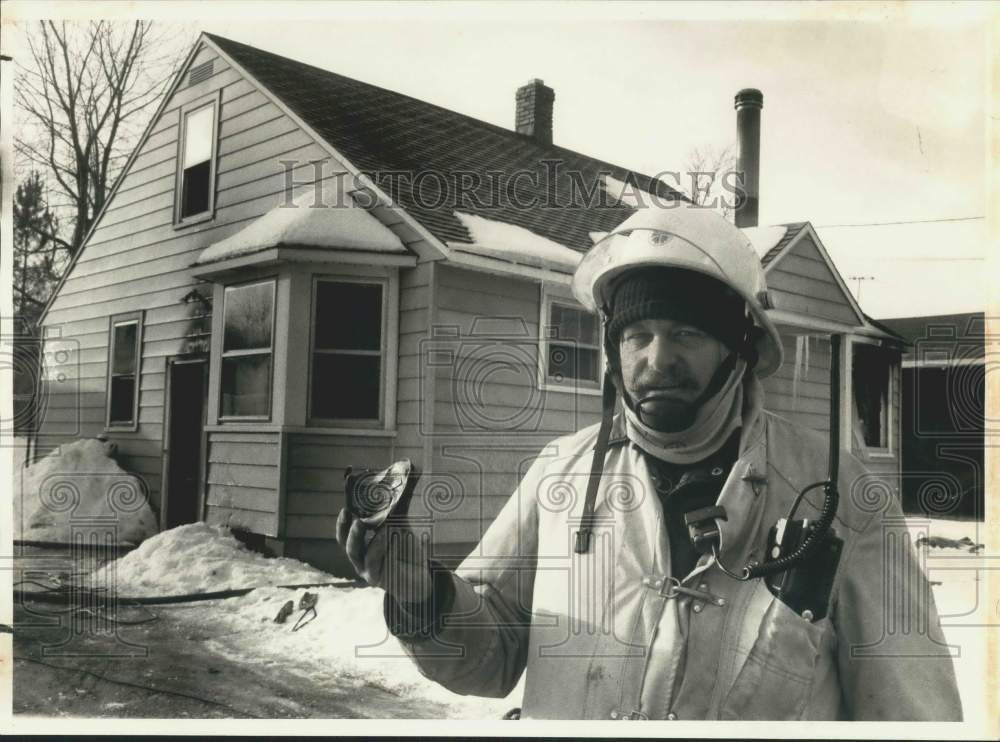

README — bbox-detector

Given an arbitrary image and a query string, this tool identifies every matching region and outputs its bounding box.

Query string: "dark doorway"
[164,359,207,529]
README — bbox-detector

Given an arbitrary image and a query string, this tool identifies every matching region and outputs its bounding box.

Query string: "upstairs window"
[852,342,892,451]
[177,99,218,223]
[106,312,143,429]
[542,295,601,390]
[220,280,275,419]
[309,279,385,423]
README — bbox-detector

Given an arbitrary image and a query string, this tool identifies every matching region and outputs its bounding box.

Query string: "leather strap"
[575,372,618,554]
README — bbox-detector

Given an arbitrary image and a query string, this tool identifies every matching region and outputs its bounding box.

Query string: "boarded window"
[545,300,601,387]
[180,104,215,219]
[310,280,383,421]
[221,280,275,418]
[108,316,141,426]
[852,343,891,449]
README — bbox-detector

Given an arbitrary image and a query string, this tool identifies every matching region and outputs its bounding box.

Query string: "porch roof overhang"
[192,187,413,279]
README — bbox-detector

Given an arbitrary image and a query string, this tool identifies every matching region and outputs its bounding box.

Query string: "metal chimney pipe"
[734,88,763,228]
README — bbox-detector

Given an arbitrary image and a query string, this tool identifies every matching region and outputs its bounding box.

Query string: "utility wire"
[13,654,260,718]
[815,216,984,228]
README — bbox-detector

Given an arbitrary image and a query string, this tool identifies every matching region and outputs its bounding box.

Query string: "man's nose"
[646,334,679,373]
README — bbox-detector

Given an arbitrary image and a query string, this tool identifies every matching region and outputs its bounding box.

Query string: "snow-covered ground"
[88,522,521,719]
[81,517,989,721]
[14,438,158,545]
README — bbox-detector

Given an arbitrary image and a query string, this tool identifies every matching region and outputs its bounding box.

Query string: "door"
[163,358,208,529]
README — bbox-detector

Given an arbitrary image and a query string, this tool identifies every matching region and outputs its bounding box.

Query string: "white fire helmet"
[572,203,784,377]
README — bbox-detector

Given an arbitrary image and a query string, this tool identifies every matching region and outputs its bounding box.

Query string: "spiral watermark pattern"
[946,351,986,433]
[851,475,893,514]
[454,346,542,430]
[423,475,464,515]
[540,478,578,513]
[916,477,961,516]
[107,479,148,514]
[605,479,644,513]
[352,473,400,519]
[38,477,81,514]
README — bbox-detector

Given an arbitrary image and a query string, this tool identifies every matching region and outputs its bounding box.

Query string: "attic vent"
[189,60,213,86]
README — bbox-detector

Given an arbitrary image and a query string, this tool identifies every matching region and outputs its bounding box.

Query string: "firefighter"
[336,203,962,720]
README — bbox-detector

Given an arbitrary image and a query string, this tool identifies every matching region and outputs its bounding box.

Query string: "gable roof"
[204,33,684,254]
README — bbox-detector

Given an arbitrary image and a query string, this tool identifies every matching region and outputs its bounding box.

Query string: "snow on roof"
[448,211,583,272]
[195,187,407,266]
[602,174,675,209]
[741,225,789,260]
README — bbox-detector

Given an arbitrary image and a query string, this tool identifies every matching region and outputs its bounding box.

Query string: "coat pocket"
[719,596,828,720]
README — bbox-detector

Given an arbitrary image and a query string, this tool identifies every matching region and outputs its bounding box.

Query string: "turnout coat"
[391,408,962,720]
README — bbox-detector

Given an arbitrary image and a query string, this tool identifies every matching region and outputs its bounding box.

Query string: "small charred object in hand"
[344,459,419,528]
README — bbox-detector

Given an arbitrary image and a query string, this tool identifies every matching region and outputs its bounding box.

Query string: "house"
[31,33,903,573]
[879,312,986,520]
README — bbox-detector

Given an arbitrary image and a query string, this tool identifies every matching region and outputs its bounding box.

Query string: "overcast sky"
[7,2,993,318]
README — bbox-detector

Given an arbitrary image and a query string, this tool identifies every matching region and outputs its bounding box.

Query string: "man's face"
[619,318,729,432]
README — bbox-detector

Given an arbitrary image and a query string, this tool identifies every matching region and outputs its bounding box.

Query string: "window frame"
[848,336,895,457]
[105,310,144,432]
[537,285,604,395]
[306,274,390,428]
[173,92,220,228]
[218,277,277,422]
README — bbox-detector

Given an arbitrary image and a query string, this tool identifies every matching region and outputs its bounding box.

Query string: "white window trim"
[306,273,397,429]
[219,277,277,422]
[105,310,144,432]
[537,284,604,396]
[847,335,895,457]
[173,91,221,228]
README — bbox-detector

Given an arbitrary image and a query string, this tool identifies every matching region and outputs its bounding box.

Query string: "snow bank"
[88,522,332,595]
[741,224,788,260]
[13,438,158,545]
[88,521,521,717]
[195,187,406,266]
[207,584,520,718]
[448,211,582,272]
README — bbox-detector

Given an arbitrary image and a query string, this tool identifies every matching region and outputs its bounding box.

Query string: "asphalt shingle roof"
[759,222,808,266]
[206,34,686,252]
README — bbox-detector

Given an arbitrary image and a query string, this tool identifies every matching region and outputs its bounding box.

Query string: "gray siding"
[204,431,280,536]
[427,264,602,545]
[284,433,396,539]
[36,43,353,512]
[763,331,833,434]
[767,233,860,327]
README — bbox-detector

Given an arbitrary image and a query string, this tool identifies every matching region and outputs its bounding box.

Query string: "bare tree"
[684,143,737,220]
[14,21,188,255]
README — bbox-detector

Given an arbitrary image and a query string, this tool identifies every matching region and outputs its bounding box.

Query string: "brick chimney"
[515,79,555,146]
[734,88,763,228]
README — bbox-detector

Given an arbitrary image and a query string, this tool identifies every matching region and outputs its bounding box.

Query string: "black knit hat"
[606,268,751,353]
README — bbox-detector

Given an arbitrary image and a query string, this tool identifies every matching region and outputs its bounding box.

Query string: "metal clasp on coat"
[645,576,726,606]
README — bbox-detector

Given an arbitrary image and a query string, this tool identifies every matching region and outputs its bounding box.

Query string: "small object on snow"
[344,459,419,529]
[298,591,318,611]
[292,604,317,633]
[915,535,984,553]
[273,599,295,624]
